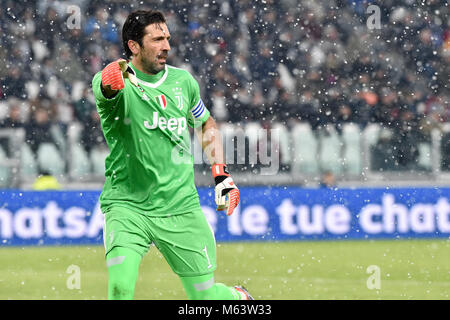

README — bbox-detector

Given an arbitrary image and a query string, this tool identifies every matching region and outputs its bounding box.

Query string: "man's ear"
[128,40,140,55]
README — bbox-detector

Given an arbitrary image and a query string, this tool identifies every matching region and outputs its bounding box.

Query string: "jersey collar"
[129,62,168,88]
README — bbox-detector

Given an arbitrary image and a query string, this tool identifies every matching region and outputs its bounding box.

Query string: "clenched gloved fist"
[101,59,138,92]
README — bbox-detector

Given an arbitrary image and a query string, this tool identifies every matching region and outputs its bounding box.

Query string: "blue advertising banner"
[0,187,449,246]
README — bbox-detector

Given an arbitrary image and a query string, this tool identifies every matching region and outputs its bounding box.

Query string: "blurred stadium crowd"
[0,0,449,187]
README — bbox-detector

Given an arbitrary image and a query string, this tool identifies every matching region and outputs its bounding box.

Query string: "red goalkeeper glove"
[101,59,137,91]
[212,164,240,216]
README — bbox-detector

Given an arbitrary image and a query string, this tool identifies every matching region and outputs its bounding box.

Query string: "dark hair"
[122,10,166,58]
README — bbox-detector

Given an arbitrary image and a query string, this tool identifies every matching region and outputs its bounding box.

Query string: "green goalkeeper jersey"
[92,62,210,216]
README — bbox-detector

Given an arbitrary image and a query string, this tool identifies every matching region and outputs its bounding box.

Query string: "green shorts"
[103,206,217,277]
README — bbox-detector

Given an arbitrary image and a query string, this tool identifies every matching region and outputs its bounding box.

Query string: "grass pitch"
[0,239,449,300]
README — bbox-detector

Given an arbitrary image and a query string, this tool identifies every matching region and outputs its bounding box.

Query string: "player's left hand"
[212,164,240,216]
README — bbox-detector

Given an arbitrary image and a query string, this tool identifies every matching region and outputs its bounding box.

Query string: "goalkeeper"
[92,9,252,300]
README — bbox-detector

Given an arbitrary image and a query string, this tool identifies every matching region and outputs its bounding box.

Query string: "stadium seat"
[67,123,91,178]
[70,144,91,178]
[90,146,109,176]
[341,123,362,175]
[318,124,343,174]
[20,143,38,179]
[417,142,432,171]
[363,123,385,171]
[363,123,381,148]
[50,125,67,160]
[0,146,10,187]
[0,101,8,120]
[36,143,65,176]
[291,122,319,174]
[440,124,450,171]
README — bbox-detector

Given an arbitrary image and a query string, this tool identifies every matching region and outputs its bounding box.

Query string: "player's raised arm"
[197,116,240,216]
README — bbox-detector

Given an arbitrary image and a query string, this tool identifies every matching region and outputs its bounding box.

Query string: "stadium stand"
[0,0,448,188]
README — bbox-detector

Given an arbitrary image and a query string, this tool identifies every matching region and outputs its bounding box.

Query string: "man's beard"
[141,53,167,75]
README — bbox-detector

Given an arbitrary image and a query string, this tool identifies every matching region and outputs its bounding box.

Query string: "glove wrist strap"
[212,164,230,185]
[212,164,230,179]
